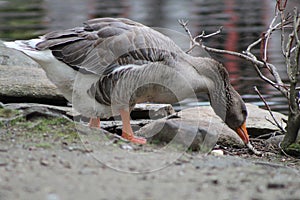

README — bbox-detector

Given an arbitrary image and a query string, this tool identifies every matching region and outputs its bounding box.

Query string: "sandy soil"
[1,115,300,200]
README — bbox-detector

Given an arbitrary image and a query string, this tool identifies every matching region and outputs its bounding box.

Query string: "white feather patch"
[111,64,145,73]
[4,39,43,51]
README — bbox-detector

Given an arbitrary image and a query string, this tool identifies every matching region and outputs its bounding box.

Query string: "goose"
[4,17,249,145]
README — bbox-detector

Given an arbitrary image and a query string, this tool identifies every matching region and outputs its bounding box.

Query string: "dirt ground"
[1,114,300,200]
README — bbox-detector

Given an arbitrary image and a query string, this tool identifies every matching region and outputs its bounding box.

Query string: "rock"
[131,103,175,119]
[266,135,284,147]
[137,107,243,151]
[267,182,286,189]
[137,118,214,151]
[0,43,65,104]
[246,104,287,136]
[0,65,65,104]
[46,193,61,200]
[211,149,224,156]
[137,104,288,150]
[40,158,50,166]
[178,103,287,139]
[2,103,75,118]
[178,106,242,140]
[0,158,8,167]
[178,106,244,145]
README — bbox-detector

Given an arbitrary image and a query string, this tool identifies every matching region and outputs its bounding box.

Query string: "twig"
[254,161,288,169]
[178,19,223,53]
[178,19,198,53]
[263,11,279,61]
[198,26,223,39]
[256,131,282,139]
[254,86,285,132]
[203,44,289,97]
[276,0,288,11]
[178,19,194,41]
[266,117,280,127]
[246,142,262,155]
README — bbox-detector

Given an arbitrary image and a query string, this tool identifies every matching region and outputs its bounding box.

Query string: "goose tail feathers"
[4,39,42,51]
[3,39,53,62]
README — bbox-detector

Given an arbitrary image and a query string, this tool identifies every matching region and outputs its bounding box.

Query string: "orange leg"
[119,109,146,144]
[89,117,100,128]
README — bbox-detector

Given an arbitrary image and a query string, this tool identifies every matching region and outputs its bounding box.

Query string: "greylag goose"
[4,18,249,145]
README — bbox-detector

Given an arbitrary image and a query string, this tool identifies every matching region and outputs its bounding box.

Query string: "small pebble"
[0,148,8,152]
[120,144,133,150]
[179,170,185,176]
[40,158,49,166]
[47,193,60,200]
[267,182,286,189]
[59,159,71,169]
[211,149,224,156]
[0,159,8,167]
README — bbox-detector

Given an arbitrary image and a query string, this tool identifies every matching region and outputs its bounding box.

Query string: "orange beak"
[236,122,249,144]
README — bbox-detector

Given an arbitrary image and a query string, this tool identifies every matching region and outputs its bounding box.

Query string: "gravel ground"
[1,115,300,200]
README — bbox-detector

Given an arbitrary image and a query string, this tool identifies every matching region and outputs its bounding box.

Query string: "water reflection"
[0,0,45,39]
[0,0,298,114]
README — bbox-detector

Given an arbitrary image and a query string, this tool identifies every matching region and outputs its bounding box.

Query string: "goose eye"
[242,109,247,117]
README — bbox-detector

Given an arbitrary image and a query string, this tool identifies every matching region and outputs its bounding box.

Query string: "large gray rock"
[0,65,65,103]
[0,43,65,103]
[137,117,218,151]
[246,103,287,135]
[178,103,287,137]
[137,106,243,151]
[131,103,175,119]
[137,104,287,150]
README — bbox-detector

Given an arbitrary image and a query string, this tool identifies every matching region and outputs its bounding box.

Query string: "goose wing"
[36,18,181,75]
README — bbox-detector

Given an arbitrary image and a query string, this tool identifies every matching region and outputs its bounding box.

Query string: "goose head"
[224,88,249,144]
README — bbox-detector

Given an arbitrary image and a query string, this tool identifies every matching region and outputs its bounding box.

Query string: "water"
[1,0,299,114]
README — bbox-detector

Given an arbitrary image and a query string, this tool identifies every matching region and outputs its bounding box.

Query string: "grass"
[1,114,80,146]
[0,108,20,118]
[35,142,52,149]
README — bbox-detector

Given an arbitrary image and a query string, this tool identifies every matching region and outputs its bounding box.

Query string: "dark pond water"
[1,0,299,114]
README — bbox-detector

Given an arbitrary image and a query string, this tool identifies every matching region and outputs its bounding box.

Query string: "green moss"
[0,108,20,118]
[285,142,300,157]
[4,116,79,145]
[35,142,52,149]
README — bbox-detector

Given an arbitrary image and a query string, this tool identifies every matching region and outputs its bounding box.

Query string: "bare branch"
[197,26,223,40]
[263,11,280,61]
[276,0,288,11]
[178,19,200,53]
[247,37,262,53]
[293,8,300,44]
[178,11,290,98]
[202,44,289,97]
[178,19,223,54]
[178,19,194,42]
[254,86,285,132]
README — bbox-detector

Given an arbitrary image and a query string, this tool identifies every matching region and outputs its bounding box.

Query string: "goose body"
[4,18,249,145]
